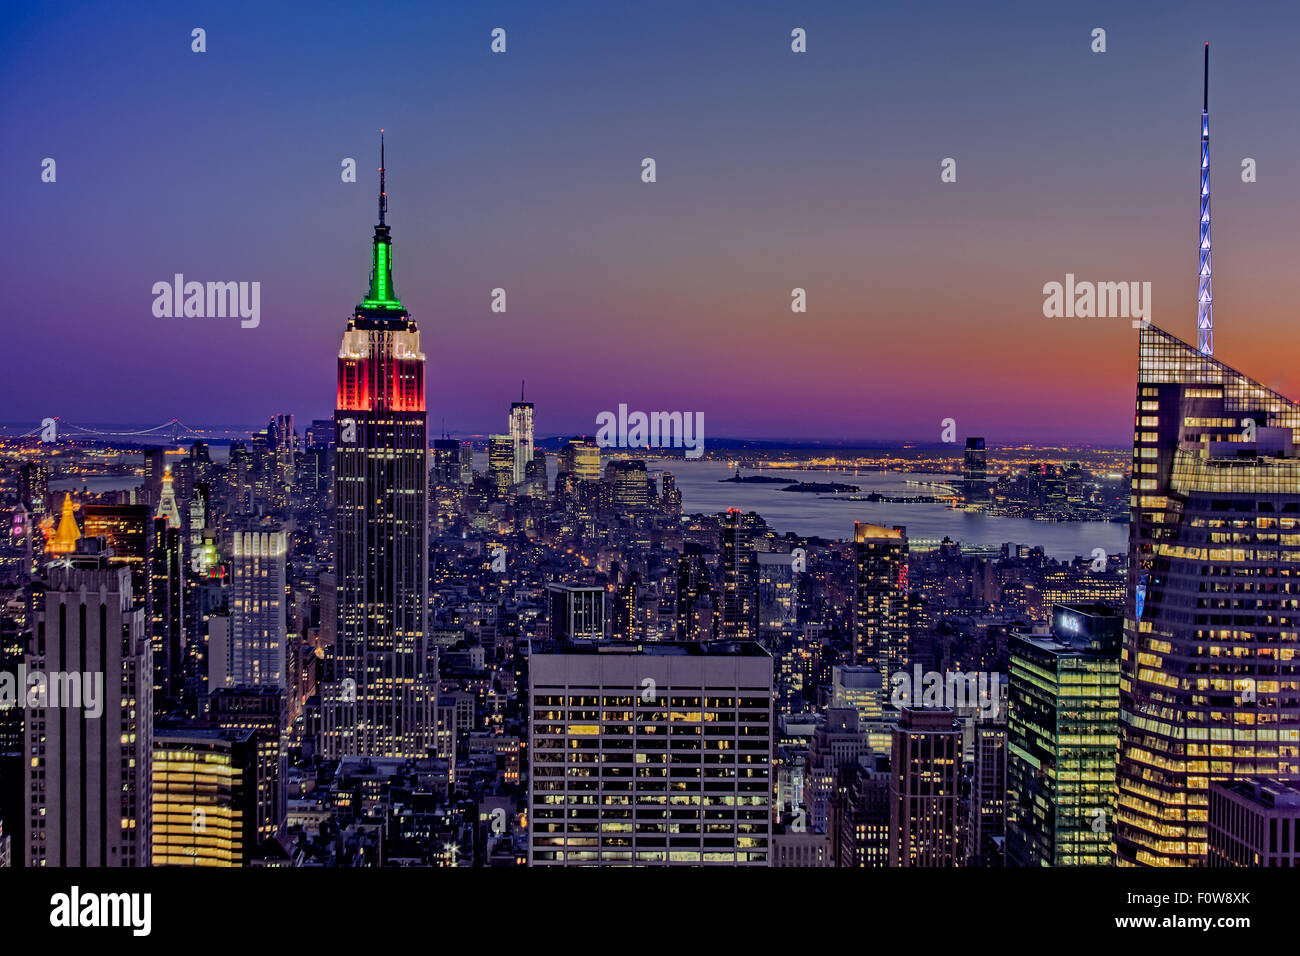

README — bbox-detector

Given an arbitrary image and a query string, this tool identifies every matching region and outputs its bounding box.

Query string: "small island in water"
[780,480,861,494]
[718,470,791,484]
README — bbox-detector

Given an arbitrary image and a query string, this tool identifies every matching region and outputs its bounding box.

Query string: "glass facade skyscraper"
[1007,603,1122,866]
[1117,325,1300,866]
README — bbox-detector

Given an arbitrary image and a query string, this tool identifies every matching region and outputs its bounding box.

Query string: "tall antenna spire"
[521,379,525,402]
[378,129,387,226]
[1197,44,1213,355]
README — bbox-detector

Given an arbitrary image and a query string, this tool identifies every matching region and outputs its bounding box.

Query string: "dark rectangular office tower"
[322,143,436,758]
[528,641,773,865]
[1117,326,1300,866]
[889,706,962,867]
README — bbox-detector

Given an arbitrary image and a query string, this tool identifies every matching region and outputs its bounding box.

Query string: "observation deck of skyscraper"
[0,0,1291,941]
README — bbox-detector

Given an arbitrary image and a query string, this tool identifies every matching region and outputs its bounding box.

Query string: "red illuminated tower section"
[324,135,435,758]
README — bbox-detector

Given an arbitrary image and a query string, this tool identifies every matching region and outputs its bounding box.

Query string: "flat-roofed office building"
[528,641,773,865]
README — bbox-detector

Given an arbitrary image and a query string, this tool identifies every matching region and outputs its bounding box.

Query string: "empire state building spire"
[1197,43,1213,355]
[362,130,402,311]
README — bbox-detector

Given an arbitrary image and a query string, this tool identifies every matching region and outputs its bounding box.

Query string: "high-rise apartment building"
[528,641,773,865]
[323,138,436,759]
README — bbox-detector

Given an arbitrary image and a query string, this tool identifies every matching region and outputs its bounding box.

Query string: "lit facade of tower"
[1006,604,1121,867]
[509,386,534,486]
[488,435,514,495]
[852,523,909,692]
[323,137,436,759]
[720,509,759,642]
[1116,325,1300,866]
[889,706,962,867]
[228,529,287,690]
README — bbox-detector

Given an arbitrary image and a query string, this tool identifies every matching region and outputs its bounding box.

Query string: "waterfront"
[651,460,1125,560]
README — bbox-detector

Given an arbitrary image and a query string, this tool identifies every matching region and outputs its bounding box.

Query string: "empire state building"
[322,136,436,758]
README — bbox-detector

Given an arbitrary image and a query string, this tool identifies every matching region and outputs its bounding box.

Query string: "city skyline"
[5,1,1300,442]
[5,2,1300,919]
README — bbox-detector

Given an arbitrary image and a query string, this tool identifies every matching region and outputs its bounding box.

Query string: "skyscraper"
[151,728,261,867]
[509,385,534,486]
[963,437,989,505]
[720,509,759,642]
[1116,325,1300,866]
[228,529,287,690]
[25,555,152,866]
[889,706,962,867]
[488,434,514,495]
[323,136,436,759]
[546,583,605,641]
[852,523,909,692]
[1007,603,1121,867]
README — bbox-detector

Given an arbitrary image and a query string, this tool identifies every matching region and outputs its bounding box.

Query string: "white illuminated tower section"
[509,381,534,486]
[1197,43,1213,356]
[323,135,435,758]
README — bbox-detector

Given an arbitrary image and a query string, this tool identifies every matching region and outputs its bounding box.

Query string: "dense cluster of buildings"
[2,117,1299,869]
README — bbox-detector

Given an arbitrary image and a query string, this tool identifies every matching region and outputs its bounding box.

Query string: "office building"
[152,728,261,866]
[1117,327,1300,866]
[488,435,514,495]
[720,509,759,642]
[528,641,773,865]
[546,583,605,641]
[889,706,961,867]
[560,437,601,481]
[323,138,437,758]
[509,389,534,486]
[853,523,909,691]
[228,530,287,690]
[1007,603,1121,866]
[25,556,152,866]
[1208,778,1300,867]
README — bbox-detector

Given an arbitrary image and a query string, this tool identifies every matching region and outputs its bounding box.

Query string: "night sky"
[4,0,1300,443]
